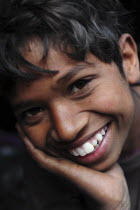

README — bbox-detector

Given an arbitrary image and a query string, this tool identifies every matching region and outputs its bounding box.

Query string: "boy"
[0,0,140,209]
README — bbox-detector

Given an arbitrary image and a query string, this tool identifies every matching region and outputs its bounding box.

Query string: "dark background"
[122,0,140,46]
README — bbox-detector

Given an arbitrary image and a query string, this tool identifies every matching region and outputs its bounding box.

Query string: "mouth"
[69,124,108,157]
[47,122,112,166]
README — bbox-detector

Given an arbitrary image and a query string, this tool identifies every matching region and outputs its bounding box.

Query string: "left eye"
[18,107,46,125]
[68,78,91,95]
[23,107,43,118]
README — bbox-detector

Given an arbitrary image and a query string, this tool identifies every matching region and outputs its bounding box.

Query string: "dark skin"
[12,33,140,209]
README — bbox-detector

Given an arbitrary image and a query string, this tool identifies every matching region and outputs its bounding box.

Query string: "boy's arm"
[17,126,130,210]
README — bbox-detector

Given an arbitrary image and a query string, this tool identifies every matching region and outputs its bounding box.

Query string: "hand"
[17,126,130,210]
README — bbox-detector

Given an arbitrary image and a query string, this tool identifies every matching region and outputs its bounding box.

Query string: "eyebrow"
[13,100,45,113]
[13,63,95,112]
[57,63,94,84]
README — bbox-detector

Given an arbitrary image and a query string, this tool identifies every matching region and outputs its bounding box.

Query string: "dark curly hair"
[0,0,132,94]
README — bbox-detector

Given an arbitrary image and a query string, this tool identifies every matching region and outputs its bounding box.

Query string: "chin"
[88,158,118,171]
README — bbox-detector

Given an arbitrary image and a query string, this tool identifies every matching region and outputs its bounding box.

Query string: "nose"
[50,100,87,142]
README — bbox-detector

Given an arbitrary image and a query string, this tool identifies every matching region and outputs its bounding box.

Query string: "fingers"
[16,124,130,209]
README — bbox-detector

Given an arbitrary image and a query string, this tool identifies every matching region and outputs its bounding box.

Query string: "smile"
[69,125,108,157]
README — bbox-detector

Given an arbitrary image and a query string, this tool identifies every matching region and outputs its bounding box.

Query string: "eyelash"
[68,77,93,96]
[19,107,46,125]
[17,77,95,125]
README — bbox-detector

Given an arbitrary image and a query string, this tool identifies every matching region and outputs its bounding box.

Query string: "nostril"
[50,112,88,142]
[51,130,60,142]
[51,128,78,143]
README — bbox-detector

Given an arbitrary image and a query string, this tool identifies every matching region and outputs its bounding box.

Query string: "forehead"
[11,38,122,104]
[22,37,84,72]
[14,52,95,96]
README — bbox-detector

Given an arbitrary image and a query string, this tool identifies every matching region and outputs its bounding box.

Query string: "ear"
[119,33,140,84]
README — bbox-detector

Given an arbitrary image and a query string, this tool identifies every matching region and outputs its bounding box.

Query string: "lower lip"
[72,123,111,165]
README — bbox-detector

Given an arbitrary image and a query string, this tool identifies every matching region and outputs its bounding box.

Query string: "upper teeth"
[70,126,107,157]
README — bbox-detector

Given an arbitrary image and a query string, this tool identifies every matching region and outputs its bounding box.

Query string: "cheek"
[84,83,134,119]
[22,122,50,148]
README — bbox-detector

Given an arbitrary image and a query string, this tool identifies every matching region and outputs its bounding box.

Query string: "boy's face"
[11,39,135,171]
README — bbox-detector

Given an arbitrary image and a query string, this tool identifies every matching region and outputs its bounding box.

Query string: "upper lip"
[52,122,110,151]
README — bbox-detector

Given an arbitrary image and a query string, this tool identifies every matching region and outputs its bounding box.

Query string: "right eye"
[19,107,46,125]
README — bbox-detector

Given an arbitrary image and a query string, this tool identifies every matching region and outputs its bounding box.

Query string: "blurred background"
[0,0,140,209]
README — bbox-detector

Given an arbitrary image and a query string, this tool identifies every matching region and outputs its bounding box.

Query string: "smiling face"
[11,35,139,171]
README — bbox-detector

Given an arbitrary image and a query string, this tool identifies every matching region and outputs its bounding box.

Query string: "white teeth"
[95,144,99,149]
[70,125,108,157]
[82,142,94,154]
[101,129,105,135]
[76,148,86,156]
[72,150,79,156]
[91,139,97,146]
[95,133,103,142]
